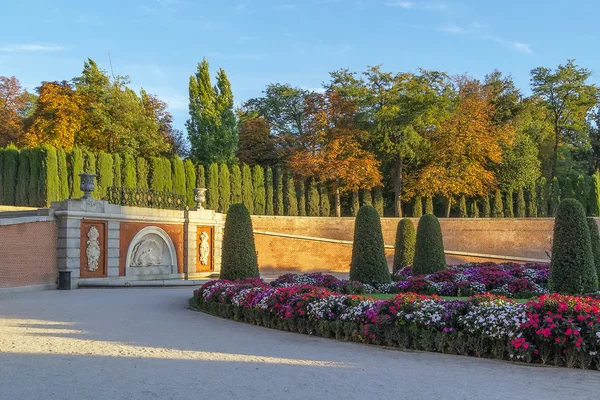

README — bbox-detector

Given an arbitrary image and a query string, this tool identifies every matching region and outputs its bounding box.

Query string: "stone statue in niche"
[86,226,101,272]
[131,238,163,267]
[199,231,210,265]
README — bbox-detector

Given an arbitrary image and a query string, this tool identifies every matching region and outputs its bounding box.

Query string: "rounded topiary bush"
[587,218,600,281]
[393,218,415,273]
[220,203,259,281]
[549,199,598,295]
[349,205,391,285]
[413,214,446,275]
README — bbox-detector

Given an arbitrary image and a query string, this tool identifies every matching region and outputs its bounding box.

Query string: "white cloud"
[437,23,532,54]
[0,44,66,52]
[513,42,532,54]
[385,1,414,8]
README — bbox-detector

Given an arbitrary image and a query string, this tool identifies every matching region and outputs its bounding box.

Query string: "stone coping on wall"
[0,215,55,226]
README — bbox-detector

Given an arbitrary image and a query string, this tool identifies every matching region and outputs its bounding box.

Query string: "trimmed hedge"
[284,171,298,216]
[220,203,259,280]
[40,144,59,206]
[252,165,265,215]
[458,195,467,218]
[230,164,241,204]
[393,218,416,273]
[15,149,30,206]
[136,157,149,189]
[373,187,384,216]
[538,177,549,217]
[516,187,526,218]
[207,162,219,211]
[362,188,372,206]
[549,199,598,295]
[319,184,329,217]
[351,191,359,217]
[504,191,514,218]
[96,152,114,199]
[172,156,186,196]
[550,177,561,217]
[274,167,284,216]
[307,179,320,216]
[413,214,446,275]
[526,182,537,218]
[28,148,42,205]
[123,154,137,189]
[57,148,69,200]
[265,167,274,215]
[469,199,479,218]
[242,164,254,214]
[183,159,196,208]
[217,163,231,212]
[2,145,19,205]
[297,180,306,216]
[349,205,391,285]
[413,196,423,218]
[113,154,122,188]
[425,196,434,215]
[587,218,600,282]
[492,189,503,217]
[196,164,206,189]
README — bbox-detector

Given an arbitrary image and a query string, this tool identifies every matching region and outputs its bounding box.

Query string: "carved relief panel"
[196,226,213,272]
[80,220,107,278]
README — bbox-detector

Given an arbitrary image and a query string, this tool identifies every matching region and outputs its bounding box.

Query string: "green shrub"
[136,157,149,189]
[349,205,391,285]
[284,171,298,216]
[274,167,284,216]
[265,167,274,215]
[319,184,329,216]
[28,148,42,205]
[590,174,600,217]
[425,196,434,215]
[15,149,30,206]
[413,214,446,275]
[172,156,186,196]
[526,182,537,217]
[113,154,122,188]
[538,177,549,217]
[40,144,60,206]
[504,191,514,218]
[207,162,219,211]
[549,199,598,294]
[196,164,206,189]
[492,189,503,217]
[307,179,320,216]
[297,179,306,216]
[242,164,254,214]
[362,189,372,206]
[184,159,196,208]
[481,195,491,218]
[516,187,526,218]
[252,165,265,215]
[220,203,259,280]
[2,145,19,205]
[458,195,467,218]
[550,177,561,216]
[230,164,241,203]
[57,148,69,200]
[96,152,114,199]
[413,196,423,218]
[393,218,416,273]
[469,199,479,218]
[587,218,600,282]
[123,154,137,189]
[351,191,360,216]
[373,186,384,216]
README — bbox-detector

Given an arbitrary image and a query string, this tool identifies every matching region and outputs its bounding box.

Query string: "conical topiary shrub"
[220,203,259,281]
[549,199,598,295]
[393,218,416,273]
[349,205,391,285]
[587,218,600,282]
[412,214,446,275]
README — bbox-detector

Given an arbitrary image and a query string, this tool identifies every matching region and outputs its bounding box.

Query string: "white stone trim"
[0,216,55,226]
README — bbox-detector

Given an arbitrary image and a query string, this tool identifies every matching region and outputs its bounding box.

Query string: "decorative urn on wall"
[79,173,97,200]
[193,188,208,210]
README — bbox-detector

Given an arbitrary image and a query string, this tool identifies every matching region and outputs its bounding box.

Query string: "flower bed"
[190,279,600,370]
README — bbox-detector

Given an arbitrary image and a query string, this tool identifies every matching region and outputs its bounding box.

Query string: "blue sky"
[1,0,599,132]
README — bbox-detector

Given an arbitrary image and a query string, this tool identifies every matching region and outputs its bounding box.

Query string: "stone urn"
[193,188,207,210]
[79,173,97,200]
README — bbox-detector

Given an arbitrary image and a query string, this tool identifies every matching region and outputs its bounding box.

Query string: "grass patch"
[367,293,530,303]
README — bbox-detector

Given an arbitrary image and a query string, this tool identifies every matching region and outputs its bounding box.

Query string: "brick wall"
[0,221,57,288]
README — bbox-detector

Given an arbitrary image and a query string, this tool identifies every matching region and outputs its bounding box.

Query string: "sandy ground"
[0,288,598,400]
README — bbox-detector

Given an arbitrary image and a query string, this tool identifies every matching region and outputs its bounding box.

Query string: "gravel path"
[0,288,598,400]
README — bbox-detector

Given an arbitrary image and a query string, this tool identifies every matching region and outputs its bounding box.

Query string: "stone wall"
[251,216,556,273]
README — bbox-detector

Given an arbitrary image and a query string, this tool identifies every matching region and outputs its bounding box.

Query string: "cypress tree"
[527,181,538,217]
[274,167,284,216]
[504,191,514,218]
[538,177,549,217]
[373,186,384,216]
[123,154,137,189]
[307,179,320,216]
[516,187,526,218]
[319,184,330,217]
[96,152,114,199]
[550,177,561,216]
[425,196,434,215]
[588,218,600,282]
[575,174,589,212]
[113,154,122,188]
[284,172,298,216]
[458,195,468,218]
[136,157,149,189]
[252,164,265,215]
[218,163,231,213]
[481,194,491,218]
[549,199,598,294]
[163,158,173,192]
[362,189,372,206]
[207,162,219,211]
[0,148,4,203]
[196,164,206,189]
[589,174,600,217]
[28,148,43,206]
[15,149,30,206]
[492,189,504,217]
[561,177,575,200]
[351,191,360,216]
[230,164,242,204]
[349,206,391,285]
[57,148,69,200]
[241,163,254,214]
[469,199,479,218]
[183,159,196,208]
[413,196,423,218]
[413,214,446,275]
[150,157,164,191]
[265,167,274,215]
[220,203,260,280]
[2,145,19,205]
[172,156,186,196]
[40,145,59,206]
[297,180,306,216]
[393,218,416,273]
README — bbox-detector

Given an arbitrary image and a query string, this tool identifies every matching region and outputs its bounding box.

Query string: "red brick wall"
[0,221,57,288]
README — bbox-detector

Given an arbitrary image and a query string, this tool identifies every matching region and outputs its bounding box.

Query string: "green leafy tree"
[220,203,259,280]
[265,167,274,215]
[362,189,372,206]
[307,179,320,216]
[183,159,196,208]
[186,59,237,165]
[96,152,114,199]
[69,147,84,198]
[230,164,242,204]
[172,156,186,196]
[242,163,254,214]
[504,191,514,218]
[549,199,598,294]
[492,189,504,217]
[527,182,538,217]
[319,184,330,216]
[218,163,231,213]
[538,177,549,217]
[284,172,298,216]
[136,157,149,189]
[349,206,391,284]
[297,180,306,216]
[274,167,284,216]
[587,218,600,281]
[589,174,600,217]
[393,218,416,273]
[413,196,423,218]
[413,214,446,275]
[252,165,265,215]
[496,133,541,193]
[2,145,18,205]
[207,162,219,211]
[516,187,526,217]
[57,148,69,199]
[351,191,360,216]
[113,154,122,188]
[373,186,384,216]
[123,154,137,189]
[458,195,468,218]
[15,149,29,206]
[550,177,561,216]
[481,195,491,218]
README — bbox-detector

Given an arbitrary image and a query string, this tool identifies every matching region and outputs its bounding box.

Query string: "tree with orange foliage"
[289,91,381,217]
[408,77,514,217]
[236,116,279,166]
[22,81,84,151]
[0,76,32,146]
